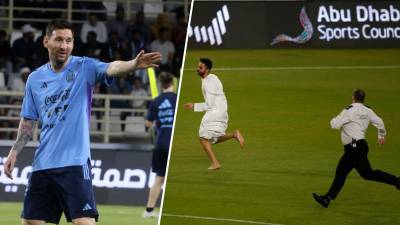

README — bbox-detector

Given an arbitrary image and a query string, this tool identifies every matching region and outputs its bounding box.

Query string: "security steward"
[313,89,400,208]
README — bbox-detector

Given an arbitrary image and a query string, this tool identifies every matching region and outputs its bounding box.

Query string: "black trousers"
[326,139,397,200]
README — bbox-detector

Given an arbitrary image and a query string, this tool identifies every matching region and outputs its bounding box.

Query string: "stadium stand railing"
[0,91,153,143]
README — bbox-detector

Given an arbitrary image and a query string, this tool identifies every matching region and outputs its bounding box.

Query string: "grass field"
[0,202,158,224]
[160,49,400,225]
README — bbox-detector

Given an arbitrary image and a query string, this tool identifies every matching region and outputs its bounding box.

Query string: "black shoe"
[396,177,400,190]
[312,193,330,208]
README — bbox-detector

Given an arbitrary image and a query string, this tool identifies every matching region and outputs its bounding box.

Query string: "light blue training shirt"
[21,56,112,171]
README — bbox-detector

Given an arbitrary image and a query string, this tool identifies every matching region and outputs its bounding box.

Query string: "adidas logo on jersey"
[159,99,172,109]
[82,203,92,211]
[41,82,47,89]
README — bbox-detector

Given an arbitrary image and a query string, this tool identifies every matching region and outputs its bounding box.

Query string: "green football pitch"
[0,202,158,225]
[160,49,400,225]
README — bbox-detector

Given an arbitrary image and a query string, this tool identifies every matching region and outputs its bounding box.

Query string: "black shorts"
[152,149,169,177]
[22,160,98,224]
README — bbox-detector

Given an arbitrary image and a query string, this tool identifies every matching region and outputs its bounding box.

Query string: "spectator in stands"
[128,28,147,59]
[103,31,128,62]
[0,30,10,67]
[107,5,128,40]
[130,77,148,111]
[34,28,49,67]
[11,24,37,71]
[107,78,124,98]
[150,27,175,72]
[150,13,171,40]
[127,11,151,45]
[127,28,148,84]
[82,31,105,60]
[80,13,108,44]
[121,76,135,94]
[0,29,12,81]
[126,28,148,86]
[171,9,187,77]
[72,32,84,57]
[9,66,30,93]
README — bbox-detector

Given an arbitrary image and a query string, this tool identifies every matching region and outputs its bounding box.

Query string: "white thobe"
[194,74,228,143]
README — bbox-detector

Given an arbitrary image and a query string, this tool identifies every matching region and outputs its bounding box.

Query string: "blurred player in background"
[3,19,160,225]
[313,89,400,208]
[184,58,244,170]
[143,72,176,218]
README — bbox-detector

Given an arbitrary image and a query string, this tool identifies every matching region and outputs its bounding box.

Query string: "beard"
[54,57,68,65]
[197,70,205,77]
[54,51,70,63]
[49,51,71,70]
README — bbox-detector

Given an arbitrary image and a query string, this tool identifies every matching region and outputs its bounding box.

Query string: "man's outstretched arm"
[106,50,161,76]
[4,118,36,179]
[183,93,216,112]
[183,84,218,112]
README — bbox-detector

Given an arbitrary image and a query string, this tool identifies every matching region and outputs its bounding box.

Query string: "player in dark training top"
[143,72,176,218]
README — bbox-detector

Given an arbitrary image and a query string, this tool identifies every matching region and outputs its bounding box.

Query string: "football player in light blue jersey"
[3,19,161,225]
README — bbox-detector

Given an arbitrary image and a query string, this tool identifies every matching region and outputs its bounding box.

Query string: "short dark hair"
[89,12,97,18]
[46,19,74,37]
[353,88,366,102]
[0,30,6,37]
[159,72,174,89]
[199,58,212,70]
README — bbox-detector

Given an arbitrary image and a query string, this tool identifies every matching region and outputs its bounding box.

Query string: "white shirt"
[9,77,25,92]
[330,102,386,145]
[130,88,148,108]
[80,21,108,43]
[150,40,175,65]
[194,74,228,122]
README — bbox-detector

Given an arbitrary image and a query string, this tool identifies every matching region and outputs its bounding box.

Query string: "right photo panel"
[161,1,400,225]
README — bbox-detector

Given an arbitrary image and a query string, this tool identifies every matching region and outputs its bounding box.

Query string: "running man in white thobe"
[184,58,244,170]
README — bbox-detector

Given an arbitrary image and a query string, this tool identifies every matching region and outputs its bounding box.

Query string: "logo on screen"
[270,6,314,45]
[188,5,230,46]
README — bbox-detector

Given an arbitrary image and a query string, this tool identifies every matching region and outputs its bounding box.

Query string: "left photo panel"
[0,1,190,224]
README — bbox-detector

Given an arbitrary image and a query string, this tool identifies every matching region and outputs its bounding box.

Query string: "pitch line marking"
[184,65,400,71]
[162,213,286,225]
